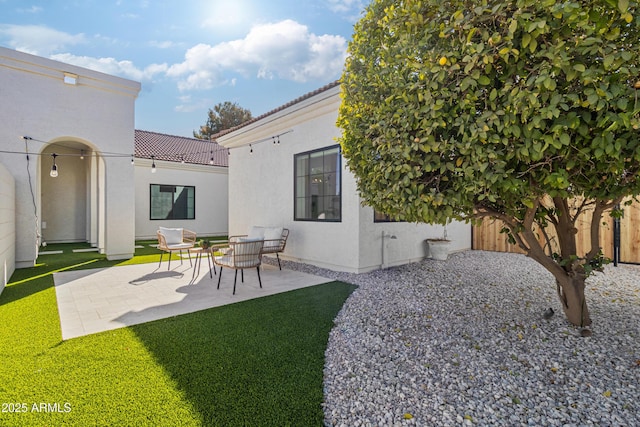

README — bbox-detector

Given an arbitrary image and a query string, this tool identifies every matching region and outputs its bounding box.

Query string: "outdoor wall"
[134,160,229,240]
[40,145,87,243]
[358,206,472,272]
[219,84,472,273]
[219,85,361,272]
[0,47,141,266]
[0,163,16,294]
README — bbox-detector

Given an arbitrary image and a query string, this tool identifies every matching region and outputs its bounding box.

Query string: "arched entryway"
[40,139,104,247]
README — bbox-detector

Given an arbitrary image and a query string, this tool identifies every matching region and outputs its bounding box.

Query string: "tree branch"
[474,206,531,252]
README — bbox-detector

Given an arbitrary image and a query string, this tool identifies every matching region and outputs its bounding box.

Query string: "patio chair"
[157,227,197,270]
[213,237,265,295]
[243,226,290,270]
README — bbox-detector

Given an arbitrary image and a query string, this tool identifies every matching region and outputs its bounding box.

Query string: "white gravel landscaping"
[271,250,640,426]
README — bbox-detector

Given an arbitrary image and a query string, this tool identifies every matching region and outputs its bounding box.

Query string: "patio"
[54,259,332,340]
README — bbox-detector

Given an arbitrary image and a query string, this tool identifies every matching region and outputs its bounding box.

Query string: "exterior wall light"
[63,72,78,85]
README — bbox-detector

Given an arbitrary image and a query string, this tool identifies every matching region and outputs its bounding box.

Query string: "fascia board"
[217,84,341,148]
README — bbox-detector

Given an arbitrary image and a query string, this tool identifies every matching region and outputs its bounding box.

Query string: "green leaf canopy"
[338,0,640,225]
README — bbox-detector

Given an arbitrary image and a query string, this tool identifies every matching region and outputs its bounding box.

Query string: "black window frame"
[149,184,196,220]
[294,145,342,222]
[374,211,404,223]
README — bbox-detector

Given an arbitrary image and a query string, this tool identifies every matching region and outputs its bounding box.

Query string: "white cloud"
[149,40,180,49]
[326,0,359,12]
[174,95,210,113]
[167,19,347,91]
[49,53,168,83]
[0,24,86,56]
[0,23,165,83]
[326,0,368,22]
[17,6,43,14]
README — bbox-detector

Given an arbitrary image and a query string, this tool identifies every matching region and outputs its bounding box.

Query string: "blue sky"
[0,0,369,137]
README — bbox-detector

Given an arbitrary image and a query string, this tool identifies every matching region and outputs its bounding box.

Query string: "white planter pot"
[426,239,451,261]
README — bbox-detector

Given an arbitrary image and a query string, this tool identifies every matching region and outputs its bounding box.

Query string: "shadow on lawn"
[1,259,100,305]
[1,242,166,305]
[127,281,356,426]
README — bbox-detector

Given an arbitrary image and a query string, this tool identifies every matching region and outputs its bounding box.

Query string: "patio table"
[189,247,215,280]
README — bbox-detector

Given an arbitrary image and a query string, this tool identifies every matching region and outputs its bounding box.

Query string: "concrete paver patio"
[54,260,332,340]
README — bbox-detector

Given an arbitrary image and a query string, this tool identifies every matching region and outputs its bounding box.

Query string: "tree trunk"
[555,273,591,328]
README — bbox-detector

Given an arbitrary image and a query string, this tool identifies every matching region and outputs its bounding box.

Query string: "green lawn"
[0,242,356,426]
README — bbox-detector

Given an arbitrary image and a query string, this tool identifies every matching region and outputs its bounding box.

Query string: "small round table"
[189,247,215,280]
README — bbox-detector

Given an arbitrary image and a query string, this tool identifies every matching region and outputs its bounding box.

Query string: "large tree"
[194,101,253,139]
[338,0,640,331]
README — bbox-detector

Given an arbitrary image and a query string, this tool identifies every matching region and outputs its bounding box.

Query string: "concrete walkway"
[53,260,332,340]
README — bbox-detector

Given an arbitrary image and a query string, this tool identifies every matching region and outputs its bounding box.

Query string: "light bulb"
[50,153,59,177]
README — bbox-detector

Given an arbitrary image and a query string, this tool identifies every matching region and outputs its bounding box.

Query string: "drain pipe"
[381,231,397,269]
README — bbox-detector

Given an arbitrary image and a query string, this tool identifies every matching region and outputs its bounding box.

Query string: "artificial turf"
[0,242,356,426]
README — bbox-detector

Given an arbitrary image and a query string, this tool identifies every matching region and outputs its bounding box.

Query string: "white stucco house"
[1,47,141,280]
[0,44,470,291]
[0,47,229,292]
[0,162,15,294]
[133,130,228,240]
[217,81,472,273]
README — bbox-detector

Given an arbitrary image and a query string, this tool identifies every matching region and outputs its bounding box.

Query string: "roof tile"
[135,129,228,167]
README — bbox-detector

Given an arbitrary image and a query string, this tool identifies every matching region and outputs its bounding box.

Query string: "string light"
[50,153,58,178]
[225,130,290,156]
[14,130,291,169]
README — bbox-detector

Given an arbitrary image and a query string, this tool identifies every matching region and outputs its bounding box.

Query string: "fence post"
[613,204,621,267]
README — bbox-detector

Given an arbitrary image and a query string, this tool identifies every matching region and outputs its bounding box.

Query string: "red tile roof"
[135,129,228,167]
[212,80,341,139]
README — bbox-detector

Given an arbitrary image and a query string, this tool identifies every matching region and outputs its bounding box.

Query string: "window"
[294,145,341,221]
[374,211,403,223]
[150,184,195,220]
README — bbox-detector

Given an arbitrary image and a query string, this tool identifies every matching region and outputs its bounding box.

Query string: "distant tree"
[338,0,640,331]
[193,101,253,140]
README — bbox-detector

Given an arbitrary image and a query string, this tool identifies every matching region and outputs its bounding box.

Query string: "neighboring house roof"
[135,129,228,167]
[213,80,341,139]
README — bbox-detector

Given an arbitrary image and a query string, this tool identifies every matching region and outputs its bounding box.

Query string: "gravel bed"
[269,251,640,426]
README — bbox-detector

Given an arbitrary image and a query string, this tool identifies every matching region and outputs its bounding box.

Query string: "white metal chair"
[213,238,265,295]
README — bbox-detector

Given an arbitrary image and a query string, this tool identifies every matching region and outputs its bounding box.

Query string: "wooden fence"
[472,199,640,264]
